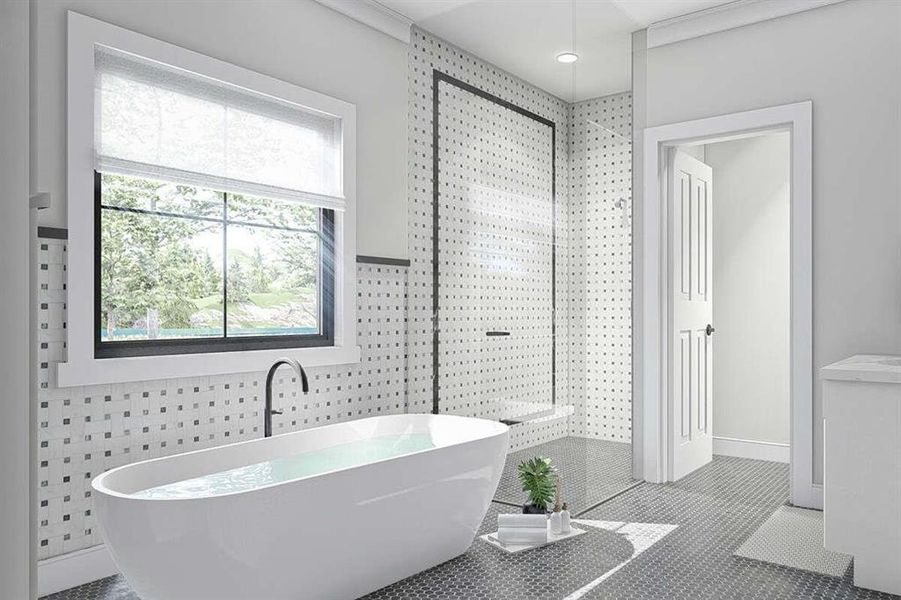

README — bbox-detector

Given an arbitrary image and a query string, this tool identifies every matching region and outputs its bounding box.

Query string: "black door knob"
[706,324,715,336]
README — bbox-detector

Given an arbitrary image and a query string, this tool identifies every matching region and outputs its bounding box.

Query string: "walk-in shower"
[428,62,636,513]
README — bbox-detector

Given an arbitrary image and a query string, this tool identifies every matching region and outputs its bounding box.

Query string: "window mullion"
[222,193,229,339]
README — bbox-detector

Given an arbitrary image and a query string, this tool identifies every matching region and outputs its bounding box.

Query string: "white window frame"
[59,12,359,387]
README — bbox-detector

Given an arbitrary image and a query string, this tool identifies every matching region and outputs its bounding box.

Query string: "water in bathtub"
[133,432,435,500]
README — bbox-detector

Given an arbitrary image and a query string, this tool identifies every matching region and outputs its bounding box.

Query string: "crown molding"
[314,0,412,43]
[646,0,848,49]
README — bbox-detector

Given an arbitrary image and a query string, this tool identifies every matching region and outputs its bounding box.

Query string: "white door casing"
[636,101,815,509]
[668,151,714,480]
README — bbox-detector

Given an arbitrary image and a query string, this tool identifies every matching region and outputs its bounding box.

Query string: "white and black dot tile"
[435,77,556,420]
[408,29,634,445]
[36,238,409,560]
[406,27,571,419]
[568,93,633,443]
[506,405,572,453]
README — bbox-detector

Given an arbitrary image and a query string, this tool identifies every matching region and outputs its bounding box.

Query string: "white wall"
[31,0,409,259]
[634,0,901,482]
[0,1,34,598]
[704,133,790,445]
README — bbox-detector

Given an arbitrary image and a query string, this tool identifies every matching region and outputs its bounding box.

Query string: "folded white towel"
[497,527,547,545]
[497,514,547,529]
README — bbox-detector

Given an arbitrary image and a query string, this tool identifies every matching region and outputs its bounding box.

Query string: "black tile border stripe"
[37,227,68,240]
[356,255,411,267]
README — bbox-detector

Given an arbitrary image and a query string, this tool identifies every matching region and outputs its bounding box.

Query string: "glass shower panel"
[479,174,555,423]
[568,111,636,511]
[583,117,632,450]
[435,78,555,424]
[497,104,636,514]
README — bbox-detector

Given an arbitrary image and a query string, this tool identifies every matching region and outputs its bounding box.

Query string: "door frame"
[635,101,818,508]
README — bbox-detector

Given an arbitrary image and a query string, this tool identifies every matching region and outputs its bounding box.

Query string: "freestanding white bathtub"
[92,414,509,600]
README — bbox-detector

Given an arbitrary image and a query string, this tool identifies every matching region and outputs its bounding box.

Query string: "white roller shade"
[94,46,345,210]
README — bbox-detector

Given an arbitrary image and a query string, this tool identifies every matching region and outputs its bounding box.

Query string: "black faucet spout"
[264,358,309,438]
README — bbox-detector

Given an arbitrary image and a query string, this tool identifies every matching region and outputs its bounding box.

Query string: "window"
[92,45,342,358]
[96,172,335,357]
[62,13,359,385]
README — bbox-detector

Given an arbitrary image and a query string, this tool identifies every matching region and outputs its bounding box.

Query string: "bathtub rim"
[92,413,509,502]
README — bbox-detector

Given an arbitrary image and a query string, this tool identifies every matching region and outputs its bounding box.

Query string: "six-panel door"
[669,150,714,481]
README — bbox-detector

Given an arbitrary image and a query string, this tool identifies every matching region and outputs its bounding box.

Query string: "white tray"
[480,521,587,554]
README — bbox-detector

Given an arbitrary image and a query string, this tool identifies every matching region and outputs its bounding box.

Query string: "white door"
[668,150,714,480]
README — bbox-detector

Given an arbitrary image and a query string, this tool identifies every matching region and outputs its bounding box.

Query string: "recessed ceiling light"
[556,52,579,64]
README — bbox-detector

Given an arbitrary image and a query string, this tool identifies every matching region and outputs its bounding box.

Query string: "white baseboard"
[713,436,790,463]
[38,544,118,597]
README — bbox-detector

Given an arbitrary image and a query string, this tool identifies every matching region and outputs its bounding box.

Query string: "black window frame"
[93,171,336,359]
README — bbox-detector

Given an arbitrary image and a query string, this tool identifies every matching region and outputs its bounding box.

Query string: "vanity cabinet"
[821,355,901,595]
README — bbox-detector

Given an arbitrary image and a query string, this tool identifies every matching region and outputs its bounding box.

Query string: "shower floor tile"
[41,456,900,600]
[494,435,637,513]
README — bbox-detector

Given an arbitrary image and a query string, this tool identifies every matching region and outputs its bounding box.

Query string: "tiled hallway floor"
[495,436,637,513]
[572,457,897,600]
[43,457,900,600]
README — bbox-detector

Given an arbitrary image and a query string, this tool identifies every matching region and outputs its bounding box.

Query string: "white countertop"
[820,354,901,384]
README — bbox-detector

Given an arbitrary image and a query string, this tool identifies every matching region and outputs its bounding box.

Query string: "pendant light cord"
[571,0,577,104]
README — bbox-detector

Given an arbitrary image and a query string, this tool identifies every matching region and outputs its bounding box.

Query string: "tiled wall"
[568,93,633,442]
[36,237,408,559]
[435,77,556,421]
[407,30,632,442]
[407,27,571,420]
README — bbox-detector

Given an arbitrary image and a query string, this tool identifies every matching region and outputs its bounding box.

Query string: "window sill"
[54,344,362,388]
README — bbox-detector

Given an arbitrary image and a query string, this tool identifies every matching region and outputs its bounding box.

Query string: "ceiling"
[373,0,730,102]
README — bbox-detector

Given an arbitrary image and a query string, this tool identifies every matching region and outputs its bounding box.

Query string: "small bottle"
[550,478,563,535]
[560,502,571,534]
[550,509,562,535]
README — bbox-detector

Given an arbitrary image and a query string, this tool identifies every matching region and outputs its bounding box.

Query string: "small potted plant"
[517,456,557,514]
